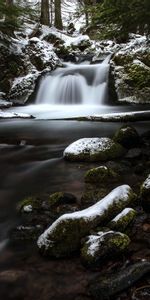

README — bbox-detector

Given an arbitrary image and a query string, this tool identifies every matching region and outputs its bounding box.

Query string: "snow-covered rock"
[37,185,136,257]
[108,208,136,231]
[0,111,34,119]
[63,138,126,162]
[81,230,130,267]
[140,174,150,212]
[0,99,12,109]
[23,205,33,213]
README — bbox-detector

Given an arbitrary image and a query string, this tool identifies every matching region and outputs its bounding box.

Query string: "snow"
[111,208,135,223]
[37,185,133,250]
[0,99,12,108]
[87,110,150,121]
[142,174,150,190]
[23,205,33,213]
[86,231,114,257]
[0,111,33,119]
[64,138,115,156]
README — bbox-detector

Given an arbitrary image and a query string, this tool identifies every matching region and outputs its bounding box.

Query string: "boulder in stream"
[113,125,140,149]
[108,207,137,231]
[63,138,126,162]
[84,165,118,184]
[81,230,130,267]
[88,261,150,299]
[37,185,136,257]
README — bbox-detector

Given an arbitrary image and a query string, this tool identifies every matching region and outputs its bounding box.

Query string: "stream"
[0,60,150,299]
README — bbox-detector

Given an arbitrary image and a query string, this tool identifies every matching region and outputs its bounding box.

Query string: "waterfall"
[36,56,110,105]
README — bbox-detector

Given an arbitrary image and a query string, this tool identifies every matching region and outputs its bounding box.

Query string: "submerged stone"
[113,125,140,149]
[81,230,130,267]
[63,138,126,162]
[108,208,137,231]
[88,261,150,300]
[37,185,136,257]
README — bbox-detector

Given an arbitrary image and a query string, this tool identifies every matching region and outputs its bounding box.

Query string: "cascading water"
[36,56,111,105]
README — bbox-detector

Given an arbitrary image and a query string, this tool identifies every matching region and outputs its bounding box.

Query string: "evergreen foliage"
[84,0,150,41]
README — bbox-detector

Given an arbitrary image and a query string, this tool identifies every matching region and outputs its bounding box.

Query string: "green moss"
[125,64,150,89]
[113,54,133,66]
[108,234,130,251]
[85,166,118,184]
[109,209,137,232]
[81,231,130,267]
[17,196,40,212]
[48,192,64,206]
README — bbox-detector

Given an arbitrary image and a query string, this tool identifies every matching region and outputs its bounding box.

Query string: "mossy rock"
[81,230,130,267]
[81,188,110,208]
[108,208,137,232]
[64,138,126,162]
[17,196,41,213]
[113,125,140,149]
[37,185,136,257]
[125,63,150,89]
[47,192,77,207]
[113,54,134,66]
[140,174,150,212]
[85,166,118,184]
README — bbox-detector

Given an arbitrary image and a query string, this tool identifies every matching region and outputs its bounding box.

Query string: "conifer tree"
[54,0,63,30]
[40,0,50,26]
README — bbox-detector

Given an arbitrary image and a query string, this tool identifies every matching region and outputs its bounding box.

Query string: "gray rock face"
[63,138,126,162]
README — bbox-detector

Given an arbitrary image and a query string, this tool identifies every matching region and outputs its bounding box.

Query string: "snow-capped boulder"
[81,230,130,267]
[140,174,150,212]
[108,208,137,231]
[112,35,150,104]
[63,138,126,162]
[113,125,140,149]
[37,185,136,257]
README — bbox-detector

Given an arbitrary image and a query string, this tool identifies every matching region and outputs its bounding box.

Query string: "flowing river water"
[0,61,150,299]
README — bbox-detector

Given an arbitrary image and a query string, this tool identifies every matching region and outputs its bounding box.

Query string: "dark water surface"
[0,116,150,299]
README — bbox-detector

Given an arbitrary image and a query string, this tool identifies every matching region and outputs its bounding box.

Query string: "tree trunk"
[40,0,50,26]
[54,0,63,30]
[6,0,13,5]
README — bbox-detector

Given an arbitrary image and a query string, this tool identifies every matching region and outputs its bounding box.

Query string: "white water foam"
[36,56,110,105]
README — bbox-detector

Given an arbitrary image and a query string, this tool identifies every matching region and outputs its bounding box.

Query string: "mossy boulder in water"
[113,125,140,149]
[108,208,137,231]
[63,138,126,162]
[37,185,136,257]
[81,230,130,267]
[140,174,150,212]
[17,196,41,213]
[85,165,118,184]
